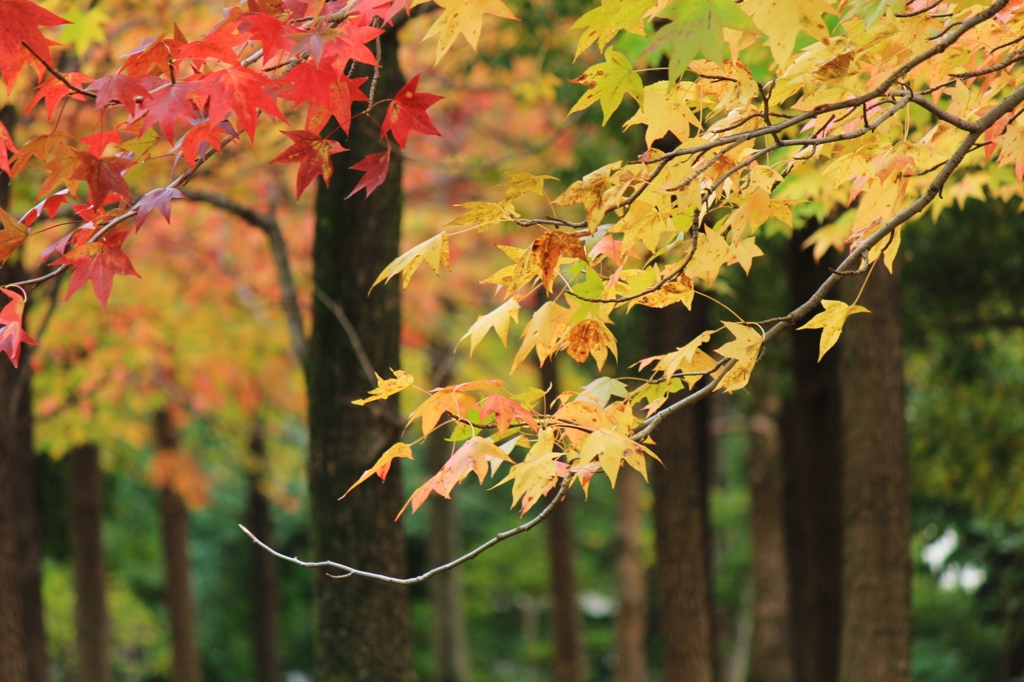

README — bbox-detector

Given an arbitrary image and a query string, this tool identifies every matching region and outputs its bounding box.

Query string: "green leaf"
[651,0,758,81]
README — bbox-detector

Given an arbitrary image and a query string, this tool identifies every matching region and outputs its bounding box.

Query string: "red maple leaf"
[179,120,227,167]
[69,151,133,205]
[176,24,246,66]
[87,75,152,116]
[53,228,140,309]
[137,81,200,141]
[0,0,68,92]
[236,12,296,64]
[194,67,285,141]
[120,37,178,79]
[26,72,93,121]
[0,118,15,176]
[380,74,442,149]
[0,288,37,368]
[479,393,539,434]
[347,150,390,198]
[269,130,345,198]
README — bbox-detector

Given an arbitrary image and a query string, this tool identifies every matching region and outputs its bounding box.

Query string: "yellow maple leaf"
[624,81,701,147]
[341,443,414,498]
[715,321,762,393]
[564,318,618,369]
[686,227,731,285]
[728,237,765,274]
[798,299,870,361]
[577,429,654,487]
[445,201,518,230]
[460,296,522,355]
[504,172,558,201]
[553,161,621,232]
[352,369,415,406]
[423,0,519,63]
[372,231,450,290]
[571,0,653,58]
[743,0,836,67]
[568,48,644,125]
[493,429,560,514]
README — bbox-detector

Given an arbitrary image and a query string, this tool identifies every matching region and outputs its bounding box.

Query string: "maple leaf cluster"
[0,0,469,367]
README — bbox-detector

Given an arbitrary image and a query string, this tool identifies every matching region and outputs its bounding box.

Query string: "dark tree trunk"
[541,359,587,682]
[307,29,415,682]
[0,103,44,682]
[837,264,911,682]
[747,413,794,682]
[782,226,843,682]
[155,412,202,682]
[616,466,648,682]
[427,348,471,682]
[645,299,716,682]
[69,444,112,682]
[427,430,472,682]
[248,423,281,682]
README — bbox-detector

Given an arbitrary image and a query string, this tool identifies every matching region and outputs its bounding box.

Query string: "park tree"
[3,0,1024,679]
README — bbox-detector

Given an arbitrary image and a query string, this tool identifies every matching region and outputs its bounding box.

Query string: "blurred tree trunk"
[645,299,716,682]
[837,264,910,682]
[0,102,43,682]
[616,466,648,682]
[69,444,112,682]
[541,359,587,682]
[747,412,794,682]
[247,423,281,682]
[307,28,415,682]
[155,411,202,682]
[782,225,843,682]
[427,347,471,682]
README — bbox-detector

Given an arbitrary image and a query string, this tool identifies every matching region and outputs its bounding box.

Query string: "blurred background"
[2,0,1023,680]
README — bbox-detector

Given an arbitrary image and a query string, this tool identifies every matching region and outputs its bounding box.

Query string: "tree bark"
[645,299,716,682]
[837,264,911,682]
[782,226,843,682]
[747,413,794,682]
[307,29,415,682]
[427,430,472,682]
[541,359,587,682]
[155,411,202,682]
[0,103,42,682]
[69,444,112,682]
[248,424,281,682]
[616,466,648,682]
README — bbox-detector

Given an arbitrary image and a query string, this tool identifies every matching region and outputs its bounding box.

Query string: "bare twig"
[241,475,573,584]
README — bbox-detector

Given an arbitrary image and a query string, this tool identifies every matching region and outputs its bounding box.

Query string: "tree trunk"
[782,226,843,682]
[747,413,794,682]
[616,466,648,682]
[307,29,415,682]
[541,359,587,682]
[0,102,41,682]
[837,264,911,682]
[248,424,281,682]
[155,411,202,682]
[646,299,716,682]
[427,430,472,682]
[69,444,112,682]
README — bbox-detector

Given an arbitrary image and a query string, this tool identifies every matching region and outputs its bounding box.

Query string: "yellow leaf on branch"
[351,369,415,406]
[568,48,644,125]
[461,296,522,355]
[422,0,519,63]
[341,443,414,499]
[372,231,450,290]
[715,321,762,393]
[798,299,870,361]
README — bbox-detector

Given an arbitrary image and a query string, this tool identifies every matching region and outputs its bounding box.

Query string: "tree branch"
[313,286,377,387]
[242,476,573,584]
